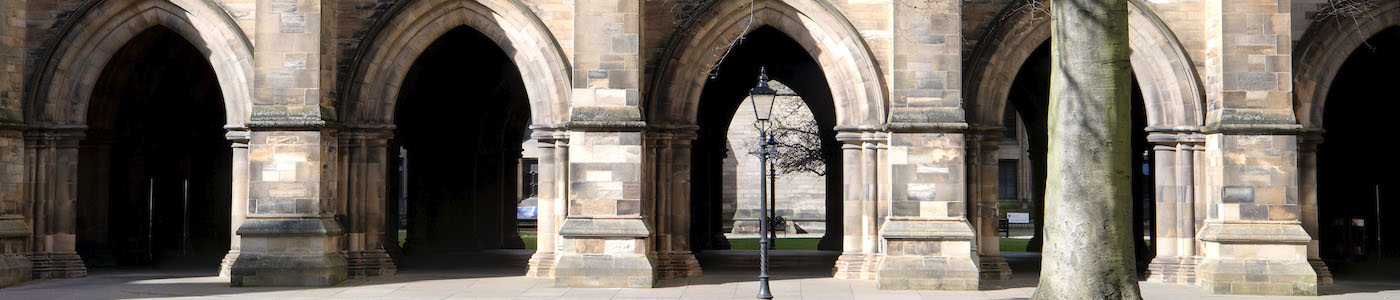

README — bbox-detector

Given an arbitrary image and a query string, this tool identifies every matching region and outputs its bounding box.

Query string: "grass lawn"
[1000,238,1031,252]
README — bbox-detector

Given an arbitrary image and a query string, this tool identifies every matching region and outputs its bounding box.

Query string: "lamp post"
[769,156,778,250]
[749,66,778,300]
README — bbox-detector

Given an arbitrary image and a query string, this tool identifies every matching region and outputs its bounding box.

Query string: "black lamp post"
[749,66,777,300]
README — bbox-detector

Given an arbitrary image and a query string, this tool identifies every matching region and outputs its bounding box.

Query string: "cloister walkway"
[2,251,1397,299]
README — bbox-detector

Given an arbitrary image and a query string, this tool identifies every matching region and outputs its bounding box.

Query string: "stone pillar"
[222,128,252,277]
[834,137,868,279]
[1146,131,1205,284]
[860,134,880,273]
[969,130,1011,281]
[1146,144,1179,282]
[875,129,978,290]
[1174,143,1200,281]
[1,126,31,287]
[552,0,652,288]
[526,130,558,277]
[651,128,701,279]
[1297,133,1331,285]
[552,134,570,254]
[340,129,395,278]
[230,129,346,287]
[24,127,86,279]
[1194,0,1315,295]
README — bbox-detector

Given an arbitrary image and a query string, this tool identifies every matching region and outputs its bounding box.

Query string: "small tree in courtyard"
[1032,0,1142,299]
[742,83,825,178]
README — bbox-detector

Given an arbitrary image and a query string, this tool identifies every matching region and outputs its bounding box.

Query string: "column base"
[656,251,702,279]
[874,220,979,290]
[1196,223,1316,296]
[1310,258,1333,285]
[978,254,1012,280]
[1148,256,1200,284]
[220,250,240,278]
[346,250,397,278]
[1147,256,1183,283]
[552,219,655,288]
[29,252,85,279]
[834,253,871,279]
[230,217,348,287]
[0,253,32,288]
[230,252,348,287]
[525,251,554,277]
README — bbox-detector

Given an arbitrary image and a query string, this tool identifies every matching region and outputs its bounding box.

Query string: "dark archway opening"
[76,26,232,270]
[389,26,532,270]
[1317,26,1400,277]
[690,26,842,270]
[1000,41,1153,274]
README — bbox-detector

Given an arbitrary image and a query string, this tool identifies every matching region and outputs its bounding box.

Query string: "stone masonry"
[0,0,1391,295]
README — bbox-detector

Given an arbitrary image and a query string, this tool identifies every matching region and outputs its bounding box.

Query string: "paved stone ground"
[2,251,1397,299]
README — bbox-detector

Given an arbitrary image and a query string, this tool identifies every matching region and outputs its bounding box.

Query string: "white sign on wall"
[1007,213,1030,224]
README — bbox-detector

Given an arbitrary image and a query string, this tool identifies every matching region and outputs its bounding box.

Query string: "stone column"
[875,129,978,290]
[1,126,32,287]
[221,128,251,277]
[230,129,346,287]
[24,126,86,279]
[526,131,558,277]
[1146,131,1205,284]
[1174,142,1200,281]
[970,130,1011,281]
[651,128,701,279]
[552,134,570,254]
[340,128,395,278]
[860,133,880,273]
[834,136,868,279]
[1297,133,1331,285]
[1146,143,1179,282]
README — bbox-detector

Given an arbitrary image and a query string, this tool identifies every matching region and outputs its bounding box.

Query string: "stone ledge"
[879,219,975,240]
[0,215,28,237]
[236,217,344,236]
[558,218,650,238]
[886,107,968,133]
[567,106,645,130]
[1197,223,1310,244]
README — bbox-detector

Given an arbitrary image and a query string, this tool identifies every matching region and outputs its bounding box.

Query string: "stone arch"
[1294,0,1400,130]
[964,0,1205,129]
[648,0,888,127]
[340,0,571,126]
[25,0,254,127]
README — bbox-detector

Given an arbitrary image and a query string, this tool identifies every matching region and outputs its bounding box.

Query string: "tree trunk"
[1032,0,1141,299]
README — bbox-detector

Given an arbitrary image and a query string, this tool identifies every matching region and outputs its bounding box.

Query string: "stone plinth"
[230,218,347,287]
[0,215,31,287]
[553,218,654,288]
[876,220,979,290]
[1196,223,1315,296]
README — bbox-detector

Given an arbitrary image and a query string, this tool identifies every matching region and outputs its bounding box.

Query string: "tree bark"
[1032,0,1141,299]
